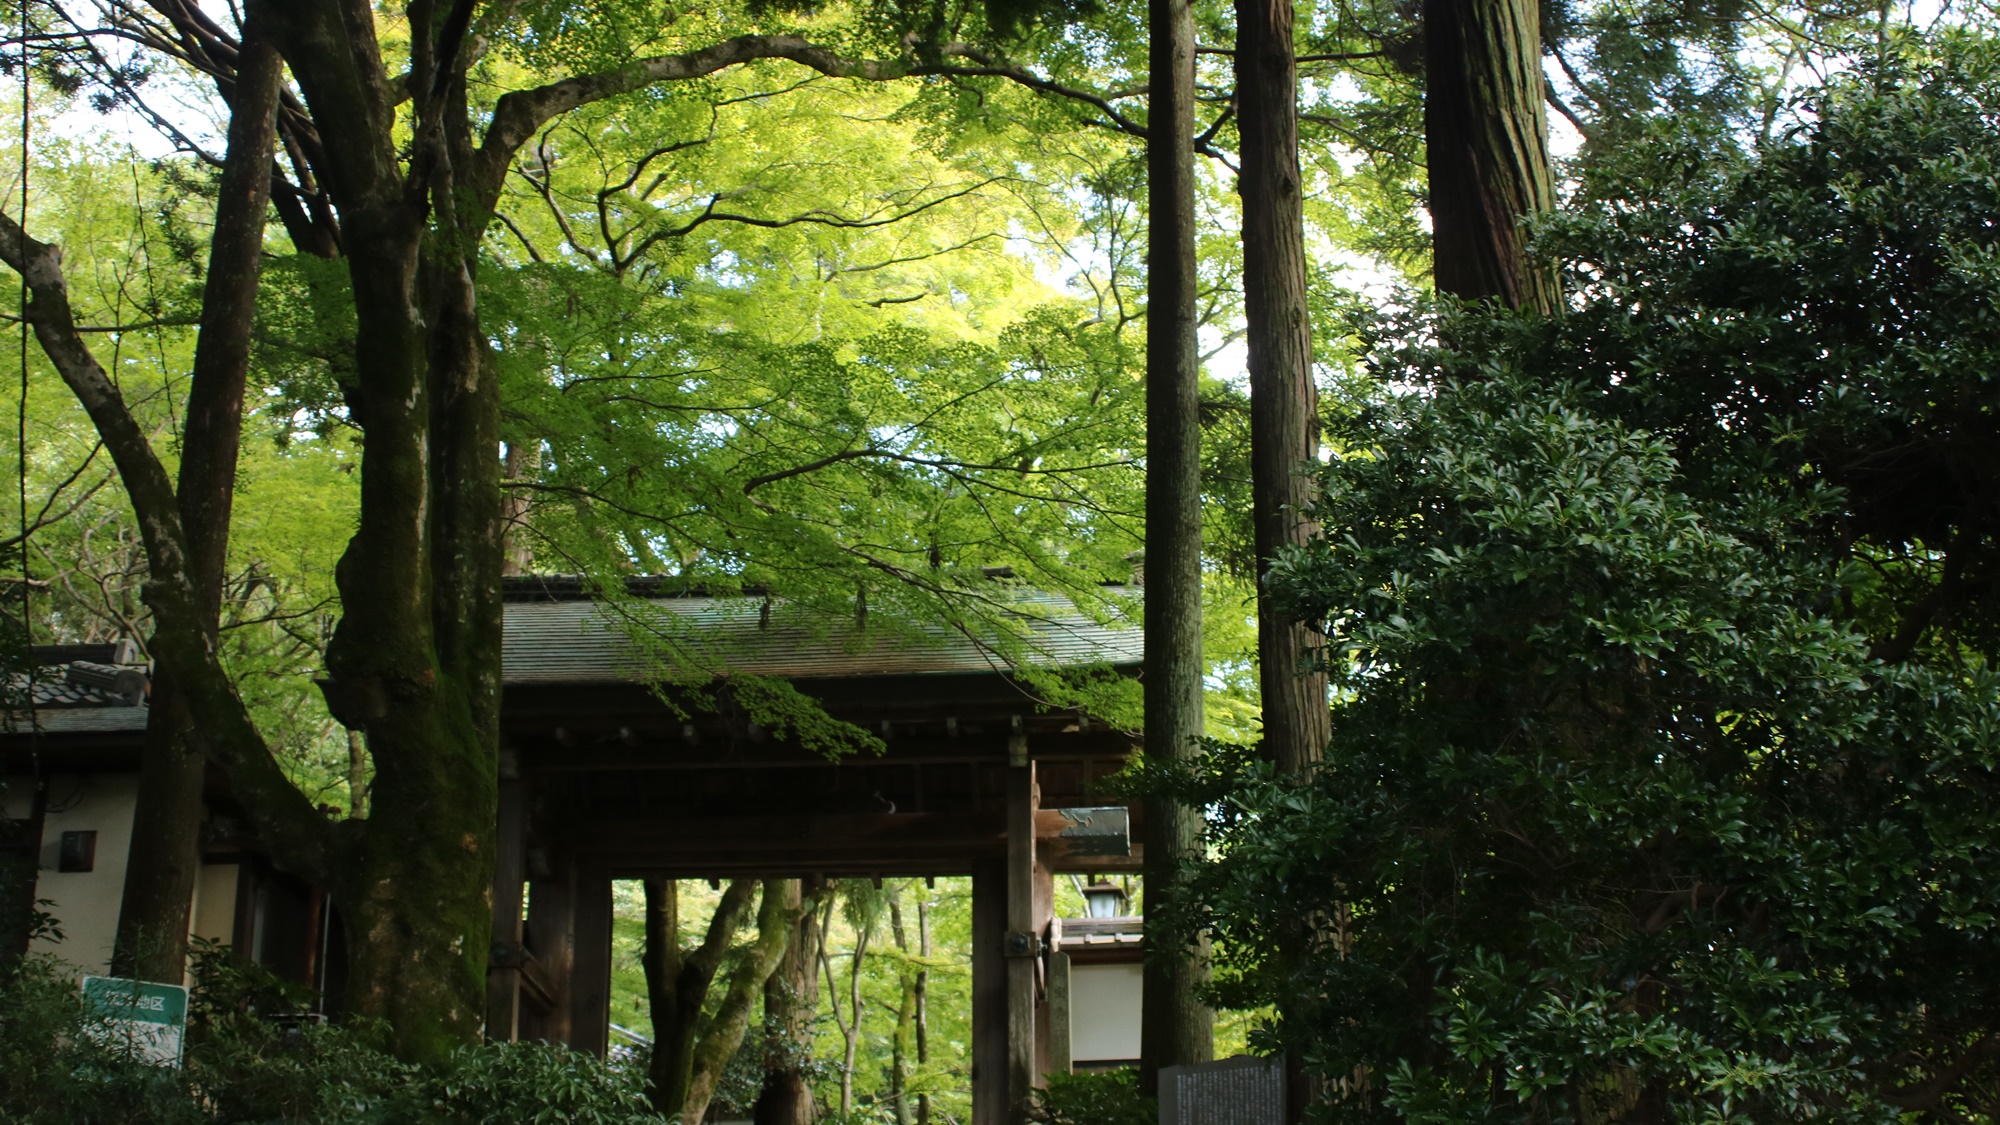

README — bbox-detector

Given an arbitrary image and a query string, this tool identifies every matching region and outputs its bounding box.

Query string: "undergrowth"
[0,942,664,1125]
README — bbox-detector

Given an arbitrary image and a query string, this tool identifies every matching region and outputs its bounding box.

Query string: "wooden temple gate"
[483,579,1144,1123]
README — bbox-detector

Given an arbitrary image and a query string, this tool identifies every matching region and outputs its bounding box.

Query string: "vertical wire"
[17,0,40,803]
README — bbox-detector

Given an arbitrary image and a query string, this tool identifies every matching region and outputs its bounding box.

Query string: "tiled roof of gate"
[501,584,1143,685]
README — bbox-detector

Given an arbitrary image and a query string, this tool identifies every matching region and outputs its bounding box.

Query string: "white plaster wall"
[1071,961,1144,1063]
[30,772,139,974]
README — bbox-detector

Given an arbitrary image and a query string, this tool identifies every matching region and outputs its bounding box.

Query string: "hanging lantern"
[1081,881,1127,918]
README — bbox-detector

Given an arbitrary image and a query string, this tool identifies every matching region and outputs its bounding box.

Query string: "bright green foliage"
[1185,37,2000,1123]
[0,147,363,808]
[457,64,1155,718]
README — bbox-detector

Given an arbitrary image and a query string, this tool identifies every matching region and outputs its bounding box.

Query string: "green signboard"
[81,975,188,1066]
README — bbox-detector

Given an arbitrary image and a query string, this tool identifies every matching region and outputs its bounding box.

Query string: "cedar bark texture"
[1140,0,1215,1091]
[1237,0,1332,777]
[111,14,284,986]
[1424,0,1559,309]
[755,877,824,1125]
[1236,2,1334,1117]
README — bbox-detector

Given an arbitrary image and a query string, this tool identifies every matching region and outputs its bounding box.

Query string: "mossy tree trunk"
[683,880,797,1124]
[0,0,510,1057]
[644,877,759,1116]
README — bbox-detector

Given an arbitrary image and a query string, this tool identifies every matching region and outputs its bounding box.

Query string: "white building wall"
[30,772,140,974]
[191,863,239,947]
[1070,961,1144,1063]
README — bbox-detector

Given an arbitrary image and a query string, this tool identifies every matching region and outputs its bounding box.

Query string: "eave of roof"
[503,589,1143,685]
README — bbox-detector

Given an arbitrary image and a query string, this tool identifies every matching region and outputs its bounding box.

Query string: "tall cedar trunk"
[1140,0,1215,1091]
[1424,0,1559,309]
[111,18,284,985]
[1236,5,1332,1116]
[755,877,825,1125]
[683,880,799,1125]
[1237,0,1332,778]
[646,878,761,1116]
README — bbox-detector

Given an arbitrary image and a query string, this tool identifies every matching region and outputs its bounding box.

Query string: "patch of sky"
[698,249,751,288]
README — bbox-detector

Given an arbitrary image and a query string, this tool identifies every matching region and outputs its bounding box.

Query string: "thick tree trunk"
[755,877,825,1125]
[1140,0,1215,1092]
[1424,0,1559,308]
[263,0,507,1060]
[112,17,283,985]
[1237,0,1332,778]
[683,879,798,1125]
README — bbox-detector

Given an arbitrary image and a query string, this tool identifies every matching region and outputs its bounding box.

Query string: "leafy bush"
[1028,1068,1154,1125]
[1183,33,2000,1125]
[0,947,666,1124]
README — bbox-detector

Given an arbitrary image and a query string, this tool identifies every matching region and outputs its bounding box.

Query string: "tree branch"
[0,209,336,883]
[474,36,1146,207]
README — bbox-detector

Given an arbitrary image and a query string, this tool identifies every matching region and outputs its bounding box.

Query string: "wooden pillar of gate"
[567,856,613,1058]
[972,857,1008,1125]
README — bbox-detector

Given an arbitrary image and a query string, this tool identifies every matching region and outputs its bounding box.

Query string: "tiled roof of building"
[7,578,1143,730]
[502,582,1144,685]
[4,661,151,734]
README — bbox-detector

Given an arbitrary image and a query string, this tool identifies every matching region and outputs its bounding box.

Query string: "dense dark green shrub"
[1183,32,2000,1125]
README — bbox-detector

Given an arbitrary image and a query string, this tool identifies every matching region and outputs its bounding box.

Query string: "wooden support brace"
[1034,856,1054,1080]
[521,862,575,1044]
[1047,949,1072,1076]
[1006,756,1038,1121]
[485,770,527,1042]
